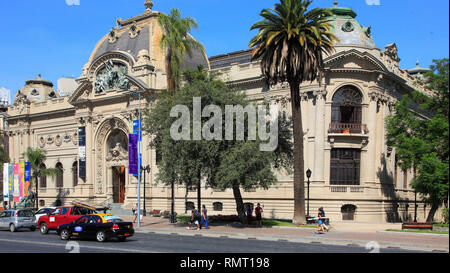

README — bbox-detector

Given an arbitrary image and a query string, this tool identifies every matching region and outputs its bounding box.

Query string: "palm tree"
[249,0,338,224]
[22,147,61,208]
[158,8,205,92]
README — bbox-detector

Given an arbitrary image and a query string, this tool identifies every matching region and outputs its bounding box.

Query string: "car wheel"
[60,229,70,240]
[10,224,16,232]
[96,231,106,242]
[30,226,36,232]
[118,236,127,242]
[40,223,49,235]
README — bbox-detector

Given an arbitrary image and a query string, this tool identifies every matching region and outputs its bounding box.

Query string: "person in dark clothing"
[200,205,208,230]
[246,205,253,226]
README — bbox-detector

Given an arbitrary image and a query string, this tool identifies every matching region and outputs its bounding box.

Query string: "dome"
[326,4,376,48]
[15,73,60,103]
[408,60,431,75]
[85,1,209,77]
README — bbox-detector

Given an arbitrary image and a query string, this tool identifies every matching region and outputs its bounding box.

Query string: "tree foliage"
[386,59,449,222]
[143,68,293,223]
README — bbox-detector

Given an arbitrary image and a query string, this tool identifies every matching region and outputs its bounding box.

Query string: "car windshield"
[103,216,123,223]
[18,210,34,217]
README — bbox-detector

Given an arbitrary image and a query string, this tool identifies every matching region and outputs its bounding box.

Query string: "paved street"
[0,228,433,253]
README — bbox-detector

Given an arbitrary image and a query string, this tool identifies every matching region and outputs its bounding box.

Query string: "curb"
[377,231,450,236]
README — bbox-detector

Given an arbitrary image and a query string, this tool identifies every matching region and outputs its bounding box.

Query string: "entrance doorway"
[112,166,126,203]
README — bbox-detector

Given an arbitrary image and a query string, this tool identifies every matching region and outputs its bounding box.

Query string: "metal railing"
[328,123,369,134]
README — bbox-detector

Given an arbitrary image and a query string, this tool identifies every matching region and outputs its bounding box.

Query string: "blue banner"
[129,134,138,175]
[24,162,31,197]
[133,120,141,141]
[78,127,86,178]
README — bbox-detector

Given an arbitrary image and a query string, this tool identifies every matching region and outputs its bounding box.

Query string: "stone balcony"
[328,123,369,135]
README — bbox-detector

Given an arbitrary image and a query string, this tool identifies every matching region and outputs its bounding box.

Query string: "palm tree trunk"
[232,182,247,224]
[165,48,174,91]
[290,80,306,225]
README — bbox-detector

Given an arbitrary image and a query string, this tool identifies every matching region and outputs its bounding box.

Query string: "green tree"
[249,0,338,224]
[22,147,61,208]
[386,59,449,222]
[158,8,205,92]
[143,68,293,224]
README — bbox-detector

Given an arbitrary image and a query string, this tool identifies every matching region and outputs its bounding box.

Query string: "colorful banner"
[129,134,138,175]
[78,126,86,179]
[3,163,9,202]
[24,162,31,197]
[8,164,13,203]
[19,162,24,199]
[13,163,19,203]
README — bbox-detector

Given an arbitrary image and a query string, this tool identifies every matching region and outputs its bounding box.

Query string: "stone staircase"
[108,203,133,216]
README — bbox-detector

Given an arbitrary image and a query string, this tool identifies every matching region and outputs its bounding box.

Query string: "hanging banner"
[3,163,9,202]
[133,121,141,177]
[8,163,13,203]
[19,162,24,199]
[78,127,86,179]
[129,134,138,175]
[13,163,19,203]
[24,162,31,197]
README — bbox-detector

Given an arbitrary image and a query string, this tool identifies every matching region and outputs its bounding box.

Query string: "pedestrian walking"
[255,203,264,227]
[319,207,329,232]
[200,205,208,230]
[132,202,138,223]
[315,208,326,234]
[187,206,201,230]
[246,205,253,226]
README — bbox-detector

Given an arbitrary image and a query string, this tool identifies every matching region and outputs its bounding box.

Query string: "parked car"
[34,207,56,223]
[57,214,134,242]
[38,206,95,235]
[0,209,36,232]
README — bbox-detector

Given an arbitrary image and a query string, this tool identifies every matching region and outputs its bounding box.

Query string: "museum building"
[4,1,438,222]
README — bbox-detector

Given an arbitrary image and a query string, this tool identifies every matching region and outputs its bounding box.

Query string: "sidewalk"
[119,215,449,252]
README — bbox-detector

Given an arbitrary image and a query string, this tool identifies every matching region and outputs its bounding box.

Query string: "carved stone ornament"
[129,22,141,39]
[108,27,118,44]
[106,143,128,163]
[55,135,62,146]
[46,135,54,145]
[39,136,45,148]
[63,133,72,143]
[94,60,130,94]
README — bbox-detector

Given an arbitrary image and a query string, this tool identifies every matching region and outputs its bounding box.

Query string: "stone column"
[366,90,380,185]
[313,89,327,184]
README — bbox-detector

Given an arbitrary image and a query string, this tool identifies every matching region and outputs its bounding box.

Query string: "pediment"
[325,49,388,73]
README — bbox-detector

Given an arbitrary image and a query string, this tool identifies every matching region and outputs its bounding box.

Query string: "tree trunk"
[426,203,439,223]
[184,184,188,214]
[290,81,306,225]
[165,48,174,92]
[197,170,201,212]
[232,183,247,225]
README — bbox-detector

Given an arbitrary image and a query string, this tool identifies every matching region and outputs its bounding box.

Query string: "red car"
[38,206,94,235]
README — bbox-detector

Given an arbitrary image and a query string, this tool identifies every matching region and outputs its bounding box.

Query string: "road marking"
[0,238,161,253]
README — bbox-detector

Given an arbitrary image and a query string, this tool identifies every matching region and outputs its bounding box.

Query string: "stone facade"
[5,2,442,223]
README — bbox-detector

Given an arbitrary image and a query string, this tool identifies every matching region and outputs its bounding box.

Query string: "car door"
[72,216,89,237]
[47,208,60,229]
[55,207,71,227]
[85,215,103,237]
[0,211,6,229]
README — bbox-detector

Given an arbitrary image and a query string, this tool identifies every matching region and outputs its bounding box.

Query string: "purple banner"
[129,134,138,174]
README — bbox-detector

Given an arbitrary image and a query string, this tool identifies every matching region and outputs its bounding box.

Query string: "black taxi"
[57,214,134,242]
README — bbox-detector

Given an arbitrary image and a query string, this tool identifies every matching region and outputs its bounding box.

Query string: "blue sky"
[0,0,448,103]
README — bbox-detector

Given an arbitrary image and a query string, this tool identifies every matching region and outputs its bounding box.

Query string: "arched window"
[40,164,47,189]
[330,86,364,133]
[72,162,78,187]
[213,202,223,211]
[341,204,357,221]
[55,162,64,188]
[186,202,195,211]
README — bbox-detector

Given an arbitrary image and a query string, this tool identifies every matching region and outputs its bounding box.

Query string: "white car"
[34,207,56,223]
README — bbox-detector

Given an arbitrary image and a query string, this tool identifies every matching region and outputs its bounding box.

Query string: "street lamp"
[128,90,142,228]
[141,165,151,216]
[414,190,417,223]
[306,169,312,217]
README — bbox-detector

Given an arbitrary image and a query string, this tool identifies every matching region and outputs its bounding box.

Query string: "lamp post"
[33,170,40,209]
[128,90,142,228]
[414,190,417,223]
[141,165,151,216]
[306,169,312,217]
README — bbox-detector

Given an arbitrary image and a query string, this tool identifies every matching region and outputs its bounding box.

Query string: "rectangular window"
[330,149,361,186]
[403,171,408,189]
